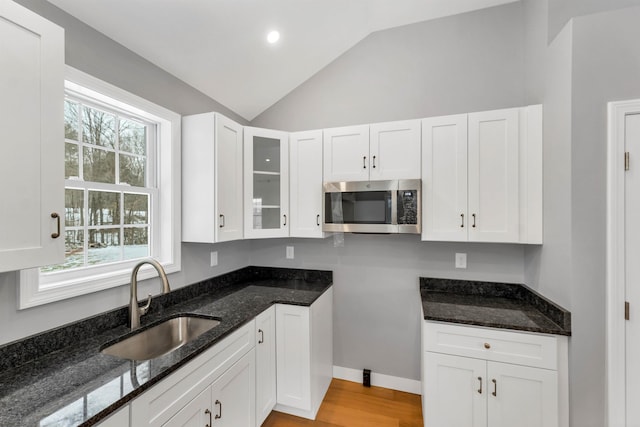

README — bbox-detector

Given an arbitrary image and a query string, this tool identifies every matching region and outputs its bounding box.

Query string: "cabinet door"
[0,0,64,272]
[276,304,311,411]
[216,114,244,242]
[290,130,324,238]
[163,388,212,427]
[244,127,289,239]
[98,405,130,427]
[468,108,519,242]
[421,115,468,241]
[423,352,487,427]
[370,120,421,180]
[487,362,558,427]
[323,125,370,182]
[255,306,277,426]
[211,349,256,427]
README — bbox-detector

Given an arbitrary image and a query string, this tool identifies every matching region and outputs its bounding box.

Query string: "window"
[19,67,181,308]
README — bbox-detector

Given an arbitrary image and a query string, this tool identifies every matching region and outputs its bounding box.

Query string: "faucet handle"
[140,294,152,316]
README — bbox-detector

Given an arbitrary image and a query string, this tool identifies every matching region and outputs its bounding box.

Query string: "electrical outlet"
[210,251,218,267]
[455,253,467,269]
[286,246,294,259]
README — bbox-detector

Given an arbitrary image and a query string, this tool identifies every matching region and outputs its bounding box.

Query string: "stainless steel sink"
[101,315,220,360]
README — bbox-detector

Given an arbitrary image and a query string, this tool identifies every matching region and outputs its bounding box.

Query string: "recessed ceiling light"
[267,30,280,44]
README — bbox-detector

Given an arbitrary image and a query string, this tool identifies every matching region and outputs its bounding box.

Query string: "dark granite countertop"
[0,266,332,427]
[420,277,571,336]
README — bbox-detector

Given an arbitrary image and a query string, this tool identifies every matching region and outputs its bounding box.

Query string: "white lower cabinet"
[424,353,557,427]
[422,321,567,427]
[209,349,256,427]
[275,288,333,420]
[163,350,256,427]
[162,388,211,427]
[131,321,255,427]
[255,306,277,426]
[97,405,130,427]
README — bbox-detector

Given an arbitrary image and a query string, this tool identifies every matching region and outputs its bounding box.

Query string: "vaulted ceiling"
[48,0,518,120]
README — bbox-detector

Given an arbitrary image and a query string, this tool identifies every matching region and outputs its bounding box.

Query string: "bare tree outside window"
[42,99,153,273]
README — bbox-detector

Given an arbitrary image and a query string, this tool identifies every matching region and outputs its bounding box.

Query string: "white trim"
[606,99,640,427]
[332,365,422,395]
[18,66,181,309]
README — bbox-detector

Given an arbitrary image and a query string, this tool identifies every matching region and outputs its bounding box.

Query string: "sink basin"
[101,315,220,361]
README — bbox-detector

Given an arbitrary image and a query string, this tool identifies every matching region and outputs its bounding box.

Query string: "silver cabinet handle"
[460,213,464,228]
[258,329,264,344]
[492,379,497,397]
[472,213,477,228]
[219,214,225,228]
[205,408,212,427]
[477,377,482,394]
[317,214,320,226]
[372,155,376,168]
[283,214,287,226]
[51,212,61,238]
[215,400,222,419]
[363,156,367,169]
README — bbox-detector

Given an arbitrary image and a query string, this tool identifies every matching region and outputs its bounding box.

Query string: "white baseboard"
[332,365,422,395]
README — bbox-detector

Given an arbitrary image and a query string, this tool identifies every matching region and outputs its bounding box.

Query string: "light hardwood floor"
[262,379,423,427]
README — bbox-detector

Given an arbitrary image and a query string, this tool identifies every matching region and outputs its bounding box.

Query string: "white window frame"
[19,66,181,309]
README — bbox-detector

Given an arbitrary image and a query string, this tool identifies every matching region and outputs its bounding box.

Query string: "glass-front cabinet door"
[244,127,289,238]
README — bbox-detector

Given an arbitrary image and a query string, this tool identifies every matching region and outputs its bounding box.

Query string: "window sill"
[19,260,180,309]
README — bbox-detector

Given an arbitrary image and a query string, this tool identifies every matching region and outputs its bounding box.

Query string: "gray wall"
[251,2,525,131]
[547,0,640,42]
[249,236,524,380]
[569,7,640,426]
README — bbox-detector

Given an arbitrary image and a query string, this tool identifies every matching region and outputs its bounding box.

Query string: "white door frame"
[606,99,640,427]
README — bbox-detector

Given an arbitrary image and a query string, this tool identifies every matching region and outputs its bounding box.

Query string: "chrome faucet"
[129,258,171,330]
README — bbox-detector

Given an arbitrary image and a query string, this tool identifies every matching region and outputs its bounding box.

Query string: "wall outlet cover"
[210,251,218,267]
[455,252,467,269]
[286,246,294,259]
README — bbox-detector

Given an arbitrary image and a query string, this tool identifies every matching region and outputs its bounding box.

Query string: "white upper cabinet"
[468,108,520,242]
[244,127,289,239]
[422,114,468,242]
[323,121,421,182]
[182,113,243,243]
[422,106,542,244]
[216,114,245,242]
[0,1,65,272]
[290,130,325,238]
[323,125,370,182]
[369,120,421,180]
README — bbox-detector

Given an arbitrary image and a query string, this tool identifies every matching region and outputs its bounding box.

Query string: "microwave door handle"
[391,189,398,226]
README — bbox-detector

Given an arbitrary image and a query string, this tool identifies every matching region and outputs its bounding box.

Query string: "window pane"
[83,147,115,183]
[65,189,84,226]
[65,143,79,178]
[124,227,148,260]
[119,119,146,155]
[83,106,115,148]
[88,229,121,265]
[119,154,146,187]
[88,191,120,226]
[124,193,148,224]
[64,100,78,140]
[41,230,84,273]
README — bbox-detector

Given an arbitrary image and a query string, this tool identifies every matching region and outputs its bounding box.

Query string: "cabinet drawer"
[131,321,255,427]
[424,321,557,370]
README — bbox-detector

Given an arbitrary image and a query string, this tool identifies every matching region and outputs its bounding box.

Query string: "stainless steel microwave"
[323,179,421,234]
